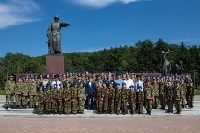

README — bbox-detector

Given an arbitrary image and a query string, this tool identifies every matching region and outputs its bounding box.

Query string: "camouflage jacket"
[29,82,37,95]
[15,82,23,95]
[5,80,15,95]
[121,88,128,102]
[129,89,136,103]
[63,88,72,101]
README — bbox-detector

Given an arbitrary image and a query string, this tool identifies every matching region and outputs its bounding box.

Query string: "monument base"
[46,55,65,74]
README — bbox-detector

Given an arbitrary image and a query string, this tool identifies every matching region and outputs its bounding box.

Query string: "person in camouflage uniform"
[95,81,103,111]
[21,79,30,109]
[115,84,121,115]
[138,86,144,114]
[108,82,115,114]
[180,78,186,108]
[159,77,165,109]
[78,82,86,113]
[145,81,153,115]
[15,78,23,109]
[174,81,182,114]
[37,86,44,115]
[5,75,16,109]
[52,84,59,114]
[102,82,109,113]
[44,84,52,114]
[129,85,136,115]
[71,82,78,114]
[63,82,72,114]
[29,78,37,108]
[96,81,102,113]
[187,81,195,109]
[166,81,174,113]
[58,84,64,115]
[121,83,128,115]
[152,77,159,109]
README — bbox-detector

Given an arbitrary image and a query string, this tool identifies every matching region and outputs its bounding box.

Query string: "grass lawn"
[0,90,4,95]
[195,86,200,95]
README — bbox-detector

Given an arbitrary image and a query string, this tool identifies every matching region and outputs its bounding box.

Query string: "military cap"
[122,82,126,85]
[185,73,189,75]
[115,73,120,76]
[54,15,59,20]
[9,75,14,78]
[66,81,70,85]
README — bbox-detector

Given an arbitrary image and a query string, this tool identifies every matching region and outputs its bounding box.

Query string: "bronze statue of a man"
[47,16,70,55]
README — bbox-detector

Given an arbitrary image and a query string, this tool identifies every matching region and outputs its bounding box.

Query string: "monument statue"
[162,50,171,74]
[47,16,70,55]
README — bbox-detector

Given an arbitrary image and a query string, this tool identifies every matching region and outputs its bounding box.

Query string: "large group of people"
[4,72,195,115]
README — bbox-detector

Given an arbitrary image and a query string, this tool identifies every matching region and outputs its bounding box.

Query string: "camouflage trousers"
[121,100,127,113]
[175,100,181,112]
[146,99,152,112]
[72,98,78,114]
[98,99,103,111]
[21,95,29,106]
[115,100,121,113]
[109,99,115,113]
[38,102,44,114]
[15,94,21,106]
[52,99,58,113]
[29,95,36,108]
[167,99,173,112]
[5,94,14,106]
[181,97,186,108]
[103,99,108,111]
[153,96,159,109]
[58,99,63,112]
[45,101,52,111]
[188,96,194,108]
[63,100,71,114]
[159,93,165,108]
[78,98,85,113]
[129,101,136,114]
[138,102,143,114]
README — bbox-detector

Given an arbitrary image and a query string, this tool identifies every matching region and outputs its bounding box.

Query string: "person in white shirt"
[135,75,144,92]
[51,75,62,89]
[124,74,134,89]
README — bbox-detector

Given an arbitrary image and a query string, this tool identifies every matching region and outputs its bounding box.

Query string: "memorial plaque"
[46,55,65,74]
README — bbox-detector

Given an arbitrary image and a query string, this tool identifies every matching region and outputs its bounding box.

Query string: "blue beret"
[46,83,51,87]
[129,85,134,88]
[109,82,113,85]
[103,81,107,84]
[38,85,43,89]
[138,86,142,89]
[74,82,78,85]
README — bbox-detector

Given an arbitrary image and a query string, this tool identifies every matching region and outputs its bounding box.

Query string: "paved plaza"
[0,95,200,133]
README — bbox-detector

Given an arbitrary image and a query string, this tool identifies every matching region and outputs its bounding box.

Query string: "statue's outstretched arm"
[60,22,70,27]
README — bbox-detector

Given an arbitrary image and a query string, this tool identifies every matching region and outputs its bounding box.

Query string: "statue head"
[54,15,59,21]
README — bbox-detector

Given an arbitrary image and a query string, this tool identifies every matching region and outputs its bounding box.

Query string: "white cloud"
[71,0,148,8]
[0,0,41,29]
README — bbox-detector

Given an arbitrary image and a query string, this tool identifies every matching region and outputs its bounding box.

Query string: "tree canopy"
[0,39,199,89]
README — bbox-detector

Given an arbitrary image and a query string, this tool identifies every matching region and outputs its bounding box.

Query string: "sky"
[0,0,200,57]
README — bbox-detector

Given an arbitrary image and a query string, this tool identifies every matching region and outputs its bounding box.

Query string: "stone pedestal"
[46,55,65,74]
